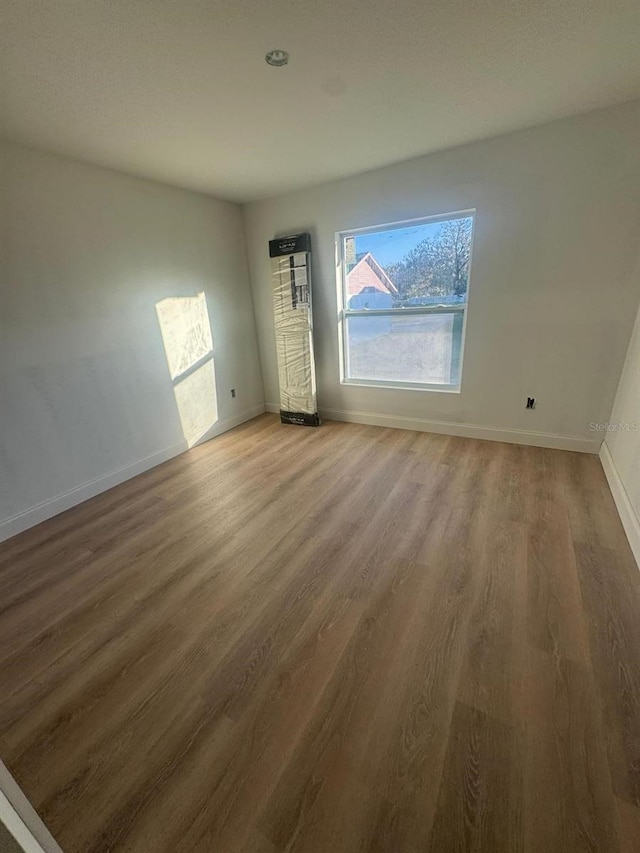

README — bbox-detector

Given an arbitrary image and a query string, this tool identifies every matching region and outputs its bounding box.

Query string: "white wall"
[243,100,640,451]
[601,242,640,566]
[0,141,264,540]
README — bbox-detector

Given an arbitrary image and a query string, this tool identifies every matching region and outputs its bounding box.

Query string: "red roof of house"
[346,253,398,296]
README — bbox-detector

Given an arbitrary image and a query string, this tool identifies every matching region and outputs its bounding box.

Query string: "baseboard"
[189,403,267,447]
[265,403,601,453]
[1,760,63,852]
[600,440,640,570]
[0,404,266,544]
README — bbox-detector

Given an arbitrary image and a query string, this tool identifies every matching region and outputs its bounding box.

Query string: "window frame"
[336,210,475,393]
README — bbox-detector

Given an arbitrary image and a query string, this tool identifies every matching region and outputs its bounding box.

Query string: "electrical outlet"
[231,389,236,398]
[526,397,536,409]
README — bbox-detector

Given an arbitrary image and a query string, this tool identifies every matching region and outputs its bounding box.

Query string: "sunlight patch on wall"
[156,292,214,379]
[173,358,218,446]
[156,293,218,447]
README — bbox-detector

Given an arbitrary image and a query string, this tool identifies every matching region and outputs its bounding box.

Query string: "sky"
[354,221,444,267]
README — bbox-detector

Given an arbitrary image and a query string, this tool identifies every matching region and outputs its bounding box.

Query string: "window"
[337,211,474,392]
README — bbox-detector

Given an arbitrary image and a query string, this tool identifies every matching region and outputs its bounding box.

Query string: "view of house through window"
[339,212,474,390]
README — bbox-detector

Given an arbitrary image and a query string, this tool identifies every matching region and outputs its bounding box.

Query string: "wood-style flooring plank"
[0,414,638,853]
[573,541,640,808]
[523,647,619,853]
[427,701,523,853]
[616,797,640,853]
[457,518,527,724]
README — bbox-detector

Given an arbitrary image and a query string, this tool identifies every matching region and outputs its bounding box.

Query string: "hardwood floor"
[1,413,640,852]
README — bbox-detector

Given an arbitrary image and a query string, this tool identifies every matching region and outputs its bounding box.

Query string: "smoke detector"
[265,49,289,67]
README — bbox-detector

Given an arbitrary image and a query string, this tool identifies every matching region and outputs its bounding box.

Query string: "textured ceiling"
[2,0,640,202]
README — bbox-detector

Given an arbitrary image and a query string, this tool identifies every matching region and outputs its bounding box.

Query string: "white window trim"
[336,210,475,394]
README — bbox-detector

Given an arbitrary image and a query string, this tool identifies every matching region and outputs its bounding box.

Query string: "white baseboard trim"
[0,404,266,544]
[1,761,63,852]
[265,403,601,454]
[0,440,187,545]
[189,403,267,447]
[599,440,640,570]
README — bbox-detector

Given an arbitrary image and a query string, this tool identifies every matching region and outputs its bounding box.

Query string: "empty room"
[2,2,640,851]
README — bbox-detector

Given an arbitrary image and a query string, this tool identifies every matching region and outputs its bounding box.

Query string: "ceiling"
[2,0,640,203]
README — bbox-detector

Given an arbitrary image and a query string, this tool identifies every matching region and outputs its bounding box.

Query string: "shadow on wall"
[155,293,219,447]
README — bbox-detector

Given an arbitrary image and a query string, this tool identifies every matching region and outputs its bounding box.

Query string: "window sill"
[341,378,461,394]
